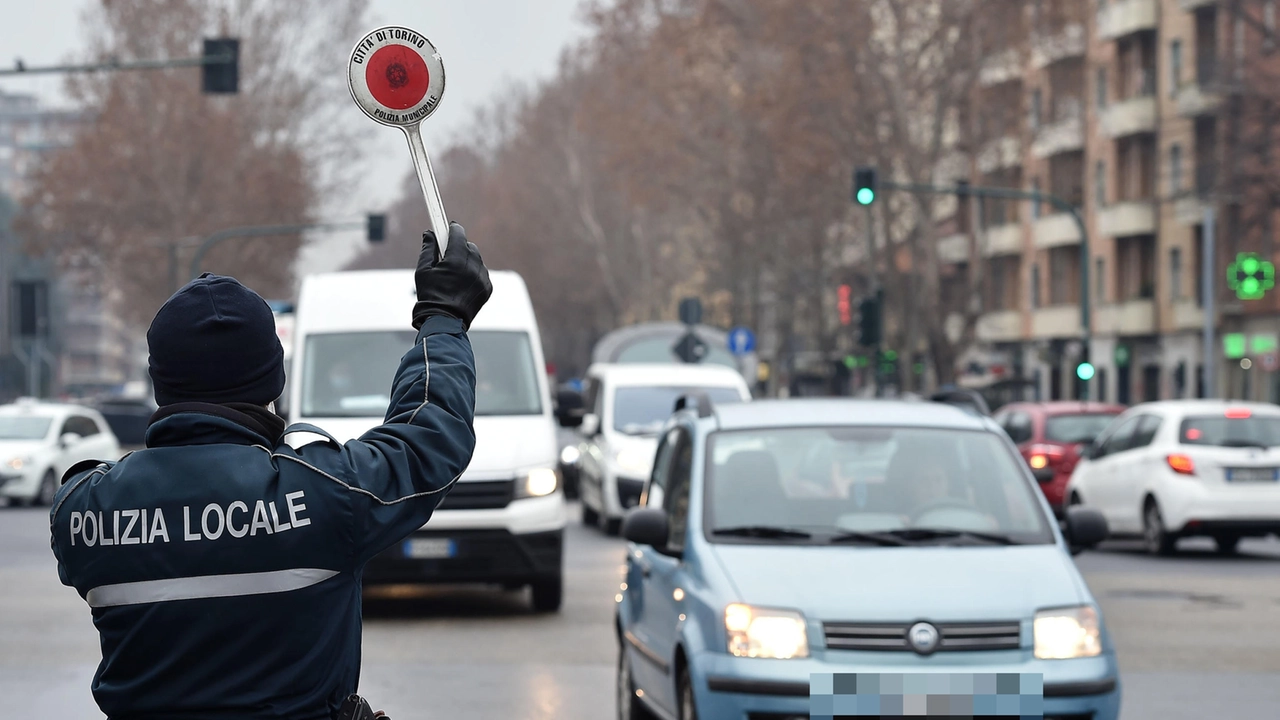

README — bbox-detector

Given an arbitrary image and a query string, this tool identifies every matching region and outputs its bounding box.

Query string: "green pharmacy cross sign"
[1227,253,1276,300]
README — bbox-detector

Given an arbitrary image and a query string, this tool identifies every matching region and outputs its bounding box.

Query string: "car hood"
[709,543,1087,621]
[299,414,556,481]
[0,439,46,461]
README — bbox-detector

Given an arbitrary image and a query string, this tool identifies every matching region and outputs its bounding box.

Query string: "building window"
[1095,160,1106,207]
[1050,246,1080,304]
[1030,89,1042,130]
[1096,257,1105,303]
[1171,247,1183,300]
[1031,262,1041,308]
[1267,1,1277,51]
[1096,67,1108,109]
[1170,143,1183,194]
[1031,178,1041,219]
[1235,17,1246,78]
[1170,39,1183,94]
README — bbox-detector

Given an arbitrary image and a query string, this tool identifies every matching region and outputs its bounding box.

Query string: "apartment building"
[947,0,1280,404]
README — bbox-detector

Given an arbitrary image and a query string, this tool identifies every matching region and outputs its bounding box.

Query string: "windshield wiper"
[712,525,813,539]
[883,528,1020,545]
[826,531,911,546]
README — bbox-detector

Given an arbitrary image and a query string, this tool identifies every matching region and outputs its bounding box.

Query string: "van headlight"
[1034,606,1102,659]
[516,467,559,498]
[559,445,580,466]
[614,447,651,476]
[725,604,809,659]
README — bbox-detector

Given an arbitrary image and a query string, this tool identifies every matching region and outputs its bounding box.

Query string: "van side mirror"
[1064,506,1108,554]
[555,388,585,428]
[580,413,600,437]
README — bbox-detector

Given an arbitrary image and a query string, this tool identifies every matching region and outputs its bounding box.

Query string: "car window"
[582,377,602,418]
[612,386,744,435]
[703,426,1053,544]
[64,416,101,438]
[0,416,53,440]
[643,428,680,509]
[1098,416,1140,457]
[664,430,694,552]
[1044,413,1120,444]
[1180,414,1280,447]
[1130,415,1162,448]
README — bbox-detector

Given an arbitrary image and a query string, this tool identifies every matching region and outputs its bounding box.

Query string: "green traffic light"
[856,188,875,205]
[1076,362,1095,381]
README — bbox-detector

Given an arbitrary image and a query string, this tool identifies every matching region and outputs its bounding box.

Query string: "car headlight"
[7,457,29,471]
[1034,606,1102,659]
[559,445,580,466]
[516,467,559,498]
[614,447,651,477]
[724,604,809,659]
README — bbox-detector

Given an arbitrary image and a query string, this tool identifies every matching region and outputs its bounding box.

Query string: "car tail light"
[1167,454,1196,475]
[1026,444,1065,470]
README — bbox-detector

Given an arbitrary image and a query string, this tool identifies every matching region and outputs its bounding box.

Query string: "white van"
[290,269,567,611]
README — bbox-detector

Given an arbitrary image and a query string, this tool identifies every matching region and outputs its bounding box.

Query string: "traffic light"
[853,166,877,206]
[1075,361,1095,381]
[1227,252,1276,300]
[366,214,386,242]
[857,292,882,347]
[837,284,853,325]
[201,38,240,94]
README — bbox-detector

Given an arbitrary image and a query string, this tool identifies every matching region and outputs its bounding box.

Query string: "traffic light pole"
[0,51,234,77]
[187,221,364,280]
[870,179,1093,400]
[1202,206,1216,398]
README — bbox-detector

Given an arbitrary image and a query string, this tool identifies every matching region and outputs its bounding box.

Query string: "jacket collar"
[146,402,285,449]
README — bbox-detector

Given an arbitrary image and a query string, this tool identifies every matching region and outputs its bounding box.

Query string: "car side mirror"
[1078,443,1098,460]
[623,507,671,550]
[59,432,82,449]
[580,413,600,437]
[1064,506,1108,554]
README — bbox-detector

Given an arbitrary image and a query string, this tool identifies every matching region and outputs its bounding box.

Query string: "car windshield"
[705,426,1053,545]
[0,416,52,440]
[1045,413,1119,444]
[1180,415,1280,447]
[612,386,744,435]
[301,330,542,418]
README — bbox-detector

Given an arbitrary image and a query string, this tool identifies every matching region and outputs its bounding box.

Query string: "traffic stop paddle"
[348,26,449,258]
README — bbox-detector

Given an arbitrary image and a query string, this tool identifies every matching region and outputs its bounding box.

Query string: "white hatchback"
[0,400,122,507]
[1067,400,1280,555]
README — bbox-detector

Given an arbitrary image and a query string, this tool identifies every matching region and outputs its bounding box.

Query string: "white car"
[575,363,751,534]
[1067,400,1280,555]
[0,400,121,507]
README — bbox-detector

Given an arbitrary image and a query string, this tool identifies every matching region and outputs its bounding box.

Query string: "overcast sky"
[0,0,588,277]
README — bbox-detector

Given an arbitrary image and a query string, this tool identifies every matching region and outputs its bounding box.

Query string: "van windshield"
[301,330,543,418]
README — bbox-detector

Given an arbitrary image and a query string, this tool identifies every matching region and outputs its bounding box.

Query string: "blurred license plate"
[1227,468,1278,482]
[403,538,455,559]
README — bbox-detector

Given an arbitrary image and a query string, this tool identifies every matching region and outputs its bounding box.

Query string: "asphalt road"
[3,502,1278,719]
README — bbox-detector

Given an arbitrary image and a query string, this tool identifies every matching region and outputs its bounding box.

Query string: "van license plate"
[1227,468,1278,482]
[404,538,456,559]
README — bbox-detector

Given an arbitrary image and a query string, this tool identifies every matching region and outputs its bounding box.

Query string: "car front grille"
[823,621,1021,652]
[436,480,514,510]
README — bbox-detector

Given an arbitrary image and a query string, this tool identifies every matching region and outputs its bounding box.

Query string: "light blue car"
[616,398,1119,720]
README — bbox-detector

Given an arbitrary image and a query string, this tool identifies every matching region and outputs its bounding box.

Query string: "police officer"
[50,224,491,719]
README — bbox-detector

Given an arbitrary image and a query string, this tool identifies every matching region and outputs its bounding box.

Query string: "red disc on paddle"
[365,45,430,110]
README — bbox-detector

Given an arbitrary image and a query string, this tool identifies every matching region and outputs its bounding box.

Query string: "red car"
[993,402,1126,515]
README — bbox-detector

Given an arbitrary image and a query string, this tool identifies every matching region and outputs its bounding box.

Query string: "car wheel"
[531,575,563,613]
[677,662,699,720]
[617,646,651,720]
[37,470,57,507]
[1142,500,1177,556]
[582,502,600,527]
[1213,534,1241,555]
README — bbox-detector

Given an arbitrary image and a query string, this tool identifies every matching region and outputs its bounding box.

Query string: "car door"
[637,427,694,715]
[624,427,679,701]
[576,375,607,513]
[1085,415,1140,525]
[1112,413,1163,531]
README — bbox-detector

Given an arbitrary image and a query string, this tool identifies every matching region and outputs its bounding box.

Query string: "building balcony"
[1172,299,1204,330]
[983,223,1023,257]
[1033,212,1082,249]
[938,232,970,264]
[1179,0,1217,9]
[1031,24,1086,69]
[977,136,1021,173]
[979,49,1023,87]
[1097,0,1158,41]
[1098,200,1157,237]
[977,310,1023,343]
[1096,299,1157,336]
[1031,114,1084,159]
[1100,95,1157,138]
[1175,82,1222,117]
[1032,305,1081,339]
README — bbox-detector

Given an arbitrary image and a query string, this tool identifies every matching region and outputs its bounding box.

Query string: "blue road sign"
[728,326,756,356]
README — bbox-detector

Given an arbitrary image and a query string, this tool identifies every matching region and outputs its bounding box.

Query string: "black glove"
[413,222,493,330]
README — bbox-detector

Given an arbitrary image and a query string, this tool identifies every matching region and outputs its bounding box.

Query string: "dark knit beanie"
[147,273,285,407]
